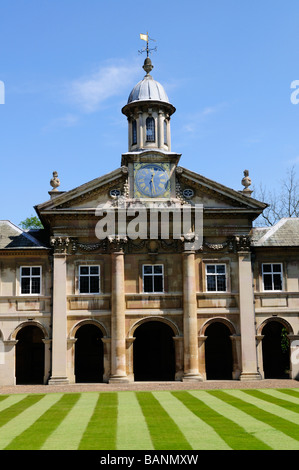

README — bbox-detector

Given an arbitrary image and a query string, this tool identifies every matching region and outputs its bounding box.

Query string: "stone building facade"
[0,57,298,386]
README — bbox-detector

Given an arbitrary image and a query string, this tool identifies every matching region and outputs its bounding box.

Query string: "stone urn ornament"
[50,171,60,191]
[241,169,252,196]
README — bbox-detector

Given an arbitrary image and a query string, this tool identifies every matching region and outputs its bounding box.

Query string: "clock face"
[134,163,170,198]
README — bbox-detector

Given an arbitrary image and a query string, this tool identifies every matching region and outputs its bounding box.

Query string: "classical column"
[198,336,207,379]
[288,334,299,380]
[158,110,163,148]
[182,250,203,381]
[109,239,129,383]
[237,239,261,381]
[48,238,69,384]
[138,111,144,148]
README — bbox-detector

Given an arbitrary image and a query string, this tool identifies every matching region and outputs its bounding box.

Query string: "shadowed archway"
[16,325,45,384]
[75,324,104,383]
[133,321,175,381]
[205,322,233,380]
[262,321,290,379]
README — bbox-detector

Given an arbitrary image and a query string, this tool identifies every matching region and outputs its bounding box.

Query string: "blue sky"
[1,0,299,226]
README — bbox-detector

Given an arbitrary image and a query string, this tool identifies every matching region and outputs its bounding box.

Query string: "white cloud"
[67,60,140,113]
[182,103,227,134]
[42,113,79,132]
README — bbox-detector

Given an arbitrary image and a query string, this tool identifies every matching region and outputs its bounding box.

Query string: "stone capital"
[50,236,70,254]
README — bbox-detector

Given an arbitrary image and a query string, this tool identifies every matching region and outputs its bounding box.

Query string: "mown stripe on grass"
[0,394,63,449]
[153,391,230,450]
[218,390,299,447]
[227,390,299,426]
[78,393,118,450]
[136,392,192,450]
[175,391,270,450]
[0,394,45,429]
[243,389,299,413]
[5,393,81,450]
[116,392,154,450]
[41,392,99,450]
[0,394,28,414]
[0,395,9,402]
[275,389,299,400]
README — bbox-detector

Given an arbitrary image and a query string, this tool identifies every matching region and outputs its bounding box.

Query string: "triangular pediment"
[35,164,267,229]
[36,167,129,213]
[176,167,267,211]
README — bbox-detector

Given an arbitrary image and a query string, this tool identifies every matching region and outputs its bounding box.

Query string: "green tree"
[19,215,43,230]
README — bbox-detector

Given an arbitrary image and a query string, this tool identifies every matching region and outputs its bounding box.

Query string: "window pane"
[263,274,273,290]
[207,265,215,274]
[132,120,137,145]
[79,276,89,293]
[154,275,163,292]
[146,117,155,142]
[154,265,163,274]
[217,275,226,291]
[21,277,30,294]
[90,266,99,275]
[32,267,41,276]
[31,277,41,294]
[80,266,89,275]
[143,265,153,274]
[273,274,282,290]
[273,264,282,273]
[216,265,225,274]
[90,276,100,293]
[144,276,153,293]
[263,264,272,273]
[21,267,30,276]
[207,275,216,291]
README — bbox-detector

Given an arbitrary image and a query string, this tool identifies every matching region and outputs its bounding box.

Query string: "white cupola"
[122,57,176,152]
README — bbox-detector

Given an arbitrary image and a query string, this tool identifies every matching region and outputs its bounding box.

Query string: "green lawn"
[0,388,299,450]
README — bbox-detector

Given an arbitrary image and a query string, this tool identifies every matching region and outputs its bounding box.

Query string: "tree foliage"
[19,215,43,230]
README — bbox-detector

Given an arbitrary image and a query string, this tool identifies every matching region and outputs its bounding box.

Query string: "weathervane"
[138,32,157,57]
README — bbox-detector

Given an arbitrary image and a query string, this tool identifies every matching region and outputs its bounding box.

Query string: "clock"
[134,163,170,198]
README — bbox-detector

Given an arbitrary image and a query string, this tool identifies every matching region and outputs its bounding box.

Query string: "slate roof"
[0,221,49,249]
[251,218,299,247]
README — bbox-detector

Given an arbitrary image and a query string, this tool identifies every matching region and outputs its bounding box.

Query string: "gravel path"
[1,379,298,394]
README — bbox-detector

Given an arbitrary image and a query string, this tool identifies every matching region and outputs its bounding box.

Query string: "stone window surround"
[137,259,167,294]
[78,264,101,295]
[261,262,284,292]
[19,265,42,296]
[73,259,105,295]
[15,264,44,296]
[142,263,164,294]
[205,263,227,293]
[200,258,231,294]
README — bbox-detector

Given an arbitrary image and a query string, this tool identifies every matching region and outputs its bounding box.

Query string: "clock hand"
[150,172,156,195]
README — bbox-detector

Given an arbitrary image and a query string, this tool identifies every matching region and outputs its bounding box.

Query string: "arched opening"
[262,321,290,379]
[205,322,233,380]
[16,325,45,384]
[75,324,104,383]
[146,117,155,142]
[132,119,137,145]
[133,321,175,381]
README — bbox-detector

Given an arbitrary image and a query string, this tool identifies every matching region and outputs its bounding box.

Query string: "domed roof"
[122,57,175,116]
[127,75,170,104]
